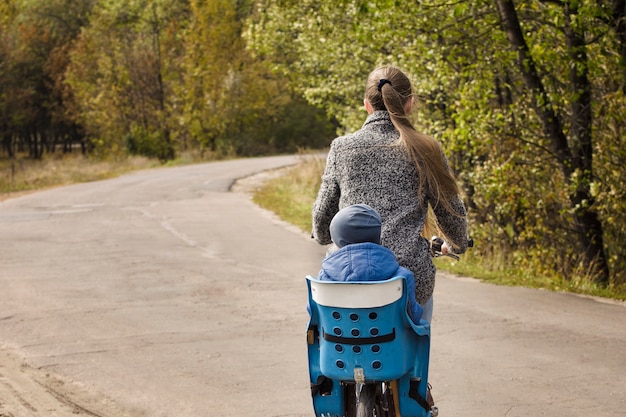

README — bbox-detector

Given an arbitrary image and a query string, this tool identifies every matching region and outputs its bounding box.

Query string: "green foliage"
[3,0,625,291]
[180,0,335,157]
[61,0,335,160]
[65,0,187,160]
[253,157,625,300]
[125,126,173,160]
[2,0,335,162]
[248,0,626,289]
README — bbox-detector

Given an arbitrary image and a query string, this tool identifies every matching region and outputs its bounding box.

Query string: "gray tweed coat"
[312,111,468,305]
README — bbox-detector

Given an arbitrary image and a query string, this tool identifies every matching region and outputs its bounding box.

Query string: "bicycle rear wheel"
[356,384,377,417]
[356,383,387,417]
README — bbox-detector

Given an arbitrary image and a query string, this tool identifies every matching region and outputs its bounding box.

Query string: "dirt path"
[0,348,127,417]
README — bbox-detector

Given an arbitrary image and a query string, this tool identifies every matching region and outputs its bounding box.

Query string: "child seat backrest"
[307,275,421,382]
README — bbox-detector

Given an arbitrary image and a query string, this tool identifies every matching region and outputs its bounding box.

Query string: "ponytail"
[365,66,462,216]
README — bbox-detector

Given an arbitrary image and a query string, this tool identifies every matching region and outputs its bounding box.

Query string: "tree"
[65,0,335,160]
[0,0,94,158]
[66,0,190,160]
[494,0,609,282]
[248,0,626,287]
[180,0,334,156]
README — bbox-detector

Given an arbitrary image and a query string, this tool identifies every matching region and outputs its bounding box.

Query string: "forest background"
[1,0,625,298]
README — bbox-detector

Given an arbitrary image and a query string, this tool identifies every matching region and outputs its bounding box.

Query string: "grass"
[253,156,626,301]
[252,154,324,232]
[0,153,160,201]
[433,253,625,299]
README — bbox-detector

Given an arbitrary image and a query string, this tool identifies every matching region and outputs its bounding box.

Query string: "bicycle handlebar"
[430,236,473,260]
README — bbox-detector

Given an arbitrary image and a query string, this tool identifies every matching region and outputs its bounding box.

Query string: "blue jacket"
[318,242,423,323]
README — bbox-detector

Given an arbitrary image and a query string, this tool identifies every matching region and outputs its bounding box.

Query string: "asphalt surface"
[0,155,624,417]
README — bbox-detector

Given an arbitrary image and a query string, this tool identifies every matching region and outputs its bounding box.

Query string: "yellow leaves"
[589,181,599,198]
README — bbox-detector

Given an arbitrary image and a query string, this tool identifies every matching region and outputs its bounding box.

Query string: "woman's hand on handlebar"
[431,236,474,260]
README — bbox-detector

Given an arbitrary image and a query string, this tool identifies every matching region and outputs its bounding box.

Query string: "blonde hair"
[365,66,462,217]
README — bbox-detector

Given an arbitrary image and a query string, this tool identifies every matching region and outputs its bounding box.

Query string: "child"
[318,204,423,323]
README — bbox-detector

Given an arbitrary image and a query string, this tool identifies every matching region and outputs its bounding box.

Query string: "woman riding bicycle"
[312,65,470,323]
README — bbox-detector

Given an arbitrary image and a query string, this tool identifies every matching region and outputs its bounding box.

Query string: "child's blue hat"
[329,204,382,248]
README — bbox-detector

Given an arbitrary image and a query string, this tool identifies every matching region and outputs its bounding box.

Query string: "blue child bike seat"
[306,275,433,417]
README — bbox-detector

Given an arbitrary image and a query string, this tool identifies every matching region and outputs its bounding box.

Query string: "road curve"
[1,155,624,417]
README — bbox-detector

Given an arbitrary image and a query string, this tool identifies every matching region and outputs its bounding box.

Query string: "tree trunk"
[2,132,14,158]
[613,0,626,93]
[563,4,609,284]
[494,0,610,284]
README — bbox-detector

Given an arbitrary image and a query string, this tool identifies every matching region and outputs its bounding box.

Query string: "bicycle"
[306,237,471,417]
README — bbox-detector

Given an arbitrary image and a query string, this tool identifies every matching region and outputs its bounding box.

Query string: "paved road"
[1,155,624,417]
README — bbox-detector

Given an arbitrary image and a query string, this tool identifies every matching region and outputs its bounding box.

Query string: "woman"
[312,65,469,322]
